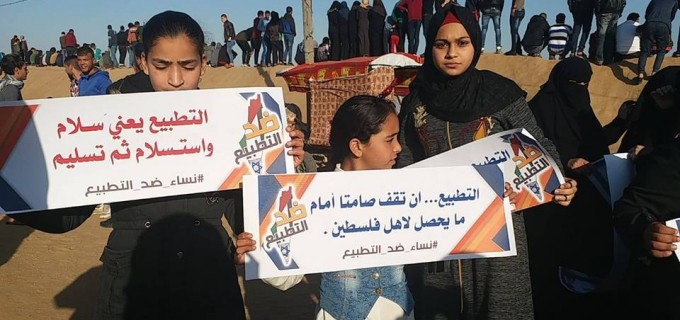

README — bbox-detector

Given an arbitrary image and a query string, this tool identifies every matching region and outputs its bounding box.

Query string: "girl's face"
[141,34,207,91]
[431,22,475,77]
[353,113,401,170]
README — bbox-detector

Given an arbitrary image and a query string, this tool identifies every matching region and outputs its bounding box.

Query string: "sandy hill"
[1,55,676,320]
[22,55,660,126]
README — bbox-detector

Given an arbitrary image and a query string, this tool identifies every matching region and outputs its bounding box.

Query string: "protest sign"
[0,88,294,213]
[586,154,635,208]
[408,129,564,210]
[244,165,515,280]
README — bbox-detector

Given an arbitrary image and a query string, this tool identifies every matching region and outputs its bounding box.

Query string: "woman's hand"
[286,126,305,167]
[553,178,577,206]
[234,232,257,265]
[628,145,645,161]
[504,182,518,207]
[567,158,590,171]
[643,222,680,258]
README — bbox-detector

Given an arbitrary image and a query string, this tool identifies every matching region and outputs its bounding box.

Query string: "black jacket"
[522,15,550,48]
[568,0,594,17]
[116,31,128,46]
[594,0,626,15]
[223,20,236,41]
[107,72,154,94]
[14,192,246,319]
[480,0,504,11]
[614,139,680,258]
[645,0,679,28]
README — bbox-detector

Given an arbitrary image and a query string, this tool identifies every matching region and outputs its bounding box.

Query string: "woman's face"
[141,34,207,91]
[354,113,401,170]
[431,22,475,77]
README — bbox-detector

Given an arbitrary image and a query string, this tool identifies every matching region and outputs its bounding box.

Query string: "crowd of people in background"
[3,0,680,78]
[314,0,678,88]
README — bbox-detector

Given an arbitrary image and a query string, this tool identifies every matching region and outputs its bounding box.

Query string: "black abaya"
[368,7,386,56]
[357,6,370,56]
[348,5,360,58]
[526,57,621,319]
[328,3,342,61]
[338,12,350,59]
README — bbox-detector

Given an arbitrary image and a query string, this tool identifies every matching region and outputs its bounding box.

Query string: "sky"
[0,0,652,60]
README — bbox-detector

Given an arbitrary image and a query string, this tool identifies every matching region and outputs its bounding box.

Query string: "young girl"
[15,11,306,320]
[397,5,577,319]
[237,95,414,320]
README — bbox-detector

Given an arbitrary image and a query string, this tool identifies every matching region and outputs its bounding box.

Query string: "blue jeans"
[638,22,670,75]
[482,8,502,49]
[226,40,236,64]
[283,34,295,64]
[571,12,593,53]
[509,9,525,53]
[109,45,119,67]
[595,13,619,63]
[261,38,270,65]
[407,20,421,54]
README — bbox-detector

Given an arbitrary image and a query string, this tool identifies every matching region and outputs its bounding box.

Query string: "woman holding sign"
[14,11,306,320]
[396,4,577,320]
[527,57,627,318]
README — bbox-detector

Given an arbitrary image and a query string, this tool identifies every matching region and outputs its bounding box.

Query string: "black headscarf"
[372,0,387,16]
[529,57,609,167]
[339,1,350,20]
[618,66,680,152]
[402,4,525,123]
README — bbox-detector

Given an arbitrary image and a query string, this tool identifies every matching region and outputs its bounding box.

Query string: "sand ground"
[1,55,677,319]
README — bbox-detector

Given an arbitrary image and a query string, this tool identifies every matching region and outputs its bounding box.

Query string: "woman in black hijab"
[526,57,625,319]
[618,66,680,154]
[397,4,577,320]
[357,0,371,56]
[368,0,387,56]
[327,1,342,61]
[348,1,361,58]
[614,137,680,319]
[529,57,612,169]
[338,2,351,60]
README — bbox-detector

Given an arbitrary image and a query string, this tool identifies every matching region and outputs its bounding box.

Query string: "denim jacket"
[319,266,414,320]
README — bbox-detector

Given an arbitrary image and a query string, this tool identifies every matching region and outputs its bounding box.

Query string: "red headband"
[442,11,461,25]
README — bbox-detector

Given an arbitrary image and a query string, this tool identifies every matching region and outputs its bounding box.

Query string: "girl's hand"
[504,182,518,207]
[553,178,577,206]
[235,232,257,265]
[286,126,305,167]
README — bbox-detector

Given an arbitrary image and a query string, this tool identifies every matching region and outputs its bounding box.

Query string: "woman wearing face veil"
[398,5,577,320]
[529,57,621,171]
[526,57,626,319]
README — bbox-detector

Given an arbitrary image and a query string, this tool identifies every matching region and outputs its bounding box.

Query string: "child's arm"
[234,232,305,290]
[261,274,305,291]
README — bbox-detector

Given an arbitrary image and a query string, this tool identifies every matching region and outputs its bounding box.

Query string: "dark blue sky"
[0,0,651,58]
